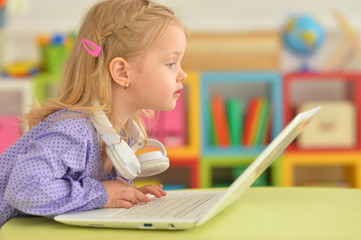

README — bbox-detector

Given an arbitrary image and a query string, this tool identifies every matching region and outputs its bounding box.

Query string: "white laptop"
[55,106,320,230]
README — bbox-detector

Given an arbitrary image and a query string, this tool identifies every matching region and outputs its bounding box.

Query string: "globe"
[282,15,325,56]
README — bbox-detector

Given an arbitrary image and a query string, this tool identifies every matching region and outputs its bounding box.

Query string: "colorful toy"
[282,14,325,71]
[2,61,40,77]
[36,32,75,73]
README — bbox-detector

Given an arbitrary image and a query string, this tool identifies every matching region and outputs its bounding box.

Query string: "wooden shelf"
[283,152,361,188]
[282,72,361,188]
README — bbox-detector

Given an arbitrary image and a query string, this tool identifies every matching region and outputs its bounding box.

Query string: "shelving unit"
[165,72,200,159]
[200,72,283,187]
[165,72,200,188]
[283,151,361,188]
[34,72,61,103]
[3,68,361,189]
[282,72,361,187]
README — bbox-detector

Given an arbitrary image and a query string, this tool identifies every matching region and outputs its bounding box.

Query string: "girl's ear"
[109,57,129,87]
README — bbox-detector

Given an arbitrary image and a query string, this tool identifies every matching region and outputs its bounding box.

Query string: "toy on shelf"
[34,32,75,103]
[2,61,40,77]
[282,14,325,71]
[37,32,75,73]
[1,32,75,78]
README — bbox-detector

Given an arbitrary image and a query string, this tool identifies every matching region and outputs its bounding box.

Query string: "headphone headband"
[90,100,169,180]
[91,108,120,146]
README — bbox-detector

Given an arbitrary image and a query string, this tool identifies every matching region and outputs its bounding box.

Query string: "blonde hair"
[23,0,185,140]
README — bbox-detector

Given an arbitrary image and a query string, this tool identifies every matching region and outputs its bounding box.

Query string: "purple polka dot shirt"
[0,110,117,227]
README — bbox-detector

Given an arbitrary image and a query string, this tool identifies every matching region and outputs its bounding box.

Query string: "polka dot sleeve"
[3,119,108,217]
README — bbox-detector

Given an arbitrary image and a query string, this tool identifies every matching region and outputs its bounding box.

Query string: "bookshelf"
[165,72,201,188]
[26,32,282,189]
[200,72,283,187]
[283,72,361,187]
[5,31,361,189]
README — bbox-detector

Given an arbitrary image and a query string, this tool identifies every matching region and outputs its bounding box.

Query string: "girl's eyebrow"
[165,51,183,58]
[166,48,183,54]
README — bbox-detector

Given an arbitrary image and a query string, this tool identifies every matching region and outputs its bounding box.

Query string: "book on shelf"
[209,95,272,148]
[243,98,261,147]
[226,98,244,146]
[254,98,271,146]
[208,101,217,146]
[210,94,230,147]
[262,108,272,145]
[243,97,271,147]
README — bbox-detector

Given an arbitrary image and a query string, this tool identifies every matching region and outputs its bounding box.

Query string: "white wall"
[2,0,361,69]
[157,0,361,32]
[6,0,361,32]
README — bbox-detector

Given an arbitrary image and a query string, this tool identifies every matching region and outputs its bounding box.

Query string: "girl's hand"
[101,178,166,208]
[138,184,167,198]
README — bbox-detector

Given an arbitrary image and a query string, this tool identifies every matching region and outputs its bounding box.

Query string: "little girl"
[0,0,187,227]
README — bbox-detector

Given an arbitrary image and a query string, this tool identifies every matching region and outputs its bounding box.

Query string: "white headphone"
[91,103,169,180]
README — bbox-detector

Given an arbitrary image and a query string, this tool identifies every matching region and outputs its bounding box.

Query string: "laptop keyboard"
[109,192,218,219]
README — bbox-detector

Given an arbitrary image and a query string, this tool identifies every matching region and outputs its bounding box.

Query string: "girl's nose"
[178,69,187,82]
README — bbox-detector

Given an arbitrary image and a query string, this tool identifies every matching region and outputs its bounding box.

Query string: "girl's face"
[127,24,187,112]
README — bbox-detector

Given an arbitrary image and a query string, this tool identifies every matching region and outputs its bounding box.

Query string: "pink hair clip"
[82,38,101,57]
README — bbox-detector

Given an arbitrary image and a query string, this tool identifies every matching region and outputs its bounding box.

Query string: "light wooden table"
[1,187,361,240]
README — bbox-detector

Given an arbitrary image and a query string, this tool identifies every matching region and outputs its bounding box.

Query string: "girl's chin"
[157,103,177,112]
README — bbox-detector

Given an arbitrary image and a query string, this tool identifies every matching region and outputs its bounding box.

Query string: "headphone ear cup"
[137,151,169,177]
[133,138,169,177]
[105,140,141,180]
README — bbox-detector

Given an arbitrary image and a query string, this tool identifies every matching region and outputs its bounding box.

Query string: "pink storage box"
[0,116,21,154]
[143,88,187,147]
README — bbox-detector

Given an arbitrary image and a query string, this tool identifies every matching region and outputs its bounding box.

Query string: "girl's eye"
[167,63,176,68]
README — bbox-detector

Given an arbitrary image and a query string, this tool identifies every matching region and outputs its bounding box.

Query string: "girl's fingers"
[139,185,167,198]
[155,185,167,196]
[121,188,138,204]
[134,188,151,203]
